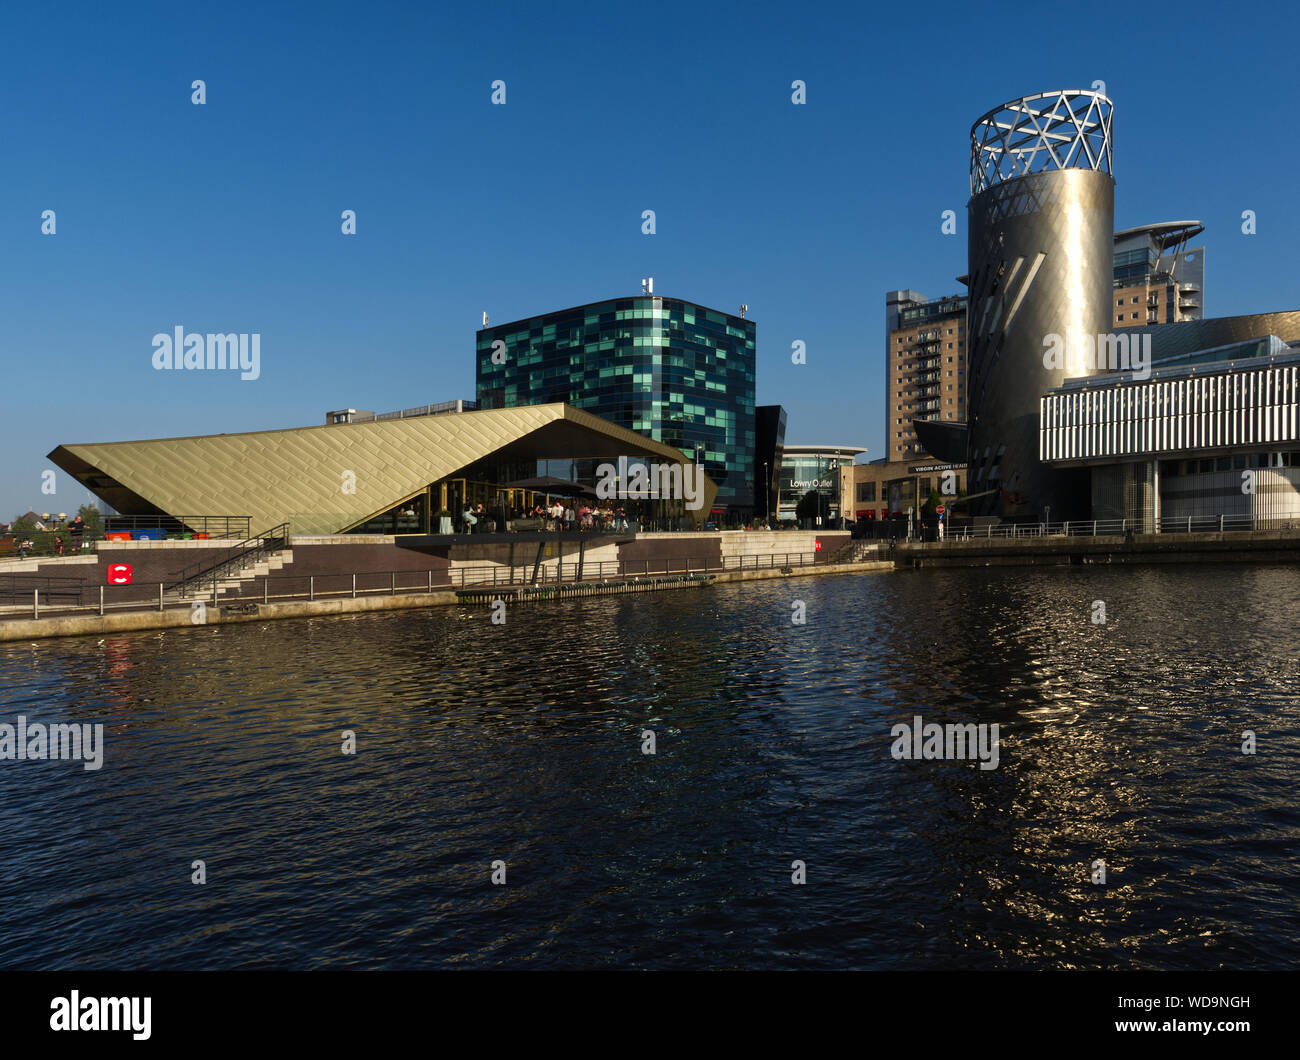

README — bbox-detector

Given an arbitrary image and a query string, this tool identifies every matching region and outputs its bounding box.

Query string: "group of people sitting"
[456,499,631,534]
[528,501,628,532]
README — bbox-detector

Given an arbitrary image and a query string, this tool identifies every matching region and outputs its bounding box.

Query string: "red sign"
[107,564,133,585]
[814,539,822,551]
[936,505,945,515]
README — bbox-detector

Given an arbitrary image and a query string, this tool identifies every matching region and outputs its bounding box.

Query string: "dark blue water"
[1,565,1297,969]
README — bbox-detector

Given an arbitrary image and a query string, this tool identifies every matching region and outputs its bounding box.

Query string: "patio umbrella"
[503,476,600,500]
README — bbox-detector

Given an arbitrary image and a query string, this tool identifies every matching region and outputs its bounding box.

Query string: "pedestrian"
[69,515,85,550]
[55,535,64,555]
[462,505,477,534]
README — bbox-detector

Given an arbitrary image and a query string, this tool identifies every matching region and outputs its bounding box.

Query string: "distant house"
[15,511,47,530]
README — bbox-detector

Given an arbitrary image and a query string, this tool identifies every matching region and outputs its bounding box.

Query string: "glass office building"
[476,296,757,514]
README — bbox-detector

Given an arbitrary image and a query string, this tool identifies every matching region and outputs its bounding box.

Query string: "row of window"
[1161,453,1300,475]
[1042,367,1300,460]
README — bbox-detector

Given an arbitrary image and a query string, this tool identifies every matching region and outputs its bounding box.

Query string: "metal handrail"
[910,513,1300,543]
[0,573,88,605]
[104,514,252,538]
[166,523,290,597]
[2,552,835,619]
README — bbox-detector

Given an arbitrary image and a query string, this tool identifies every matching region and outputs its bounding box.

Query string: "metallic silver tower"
[966,90,1115,520]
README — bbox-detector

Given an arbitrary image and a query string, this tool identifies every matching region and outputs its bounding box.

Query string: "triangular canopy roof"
[49,403,715,536]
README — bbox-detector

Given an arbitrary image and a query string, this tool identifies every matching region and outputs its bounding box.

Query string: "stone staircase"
[827,539,883,565]
[166,548,294,604]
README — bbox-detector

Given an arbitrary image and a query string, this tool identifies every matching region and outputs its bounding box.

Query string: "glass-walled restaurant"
[345,453,705,535]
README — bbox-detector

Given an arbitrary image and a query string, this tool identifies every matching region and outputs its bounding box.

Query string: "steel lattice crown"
[970,90,1113,196]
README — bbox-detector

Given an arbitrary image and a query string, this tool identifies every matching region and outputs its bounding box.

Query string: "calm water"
[1,565,1298,970]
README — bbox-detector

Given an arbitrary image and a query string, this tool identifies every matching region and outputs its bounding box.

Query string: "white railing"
[925,513,1299,543]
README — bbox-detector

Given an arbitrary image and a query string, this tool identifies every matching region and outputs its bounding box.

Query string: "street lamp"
[694,445,705,529]
[818,460,839,528]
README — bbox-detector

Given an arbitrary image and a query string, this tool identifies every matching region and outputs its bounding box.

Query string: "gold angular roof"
[49,403,716,535]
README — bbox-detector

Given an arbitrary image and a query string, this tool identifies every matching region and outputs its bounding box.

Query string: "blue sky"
[2,0,1297,519]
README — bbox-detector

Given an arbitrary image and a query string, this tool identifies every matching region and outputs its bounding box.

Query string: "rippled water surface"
[2,565,1298,969]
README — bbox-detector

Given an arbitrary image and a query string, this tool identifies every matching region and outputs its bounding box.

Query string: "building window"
[857,483,876,502]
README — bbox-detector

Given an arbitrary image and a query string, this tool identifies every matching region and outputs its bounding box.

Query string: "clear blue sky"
[2,0,1297,520]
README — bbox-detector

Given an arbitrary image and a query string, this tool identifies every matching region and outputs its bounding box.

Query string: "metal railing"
[166,523,290,598]
[1,528,103,558]
[0,573,89,606]
[917,513,1300,543]
[0,551,834,620]
[104,514,252,538]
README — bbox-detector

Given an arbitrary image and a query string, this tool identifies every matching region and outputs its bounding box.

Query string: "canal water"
[1,566,1297,969]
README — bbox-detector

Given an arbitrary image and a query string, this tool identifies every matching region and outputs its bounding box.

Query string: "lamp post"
[818,460,839,528]
[694,445,704,530]
[762,461,770,523]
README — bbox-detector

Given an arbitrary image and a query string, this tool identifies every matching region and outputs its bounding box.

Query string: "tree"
[795,490,821,523]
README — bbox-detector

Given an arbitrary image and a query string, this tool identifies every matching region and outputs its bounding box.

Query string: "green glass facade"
[475,297,757,512]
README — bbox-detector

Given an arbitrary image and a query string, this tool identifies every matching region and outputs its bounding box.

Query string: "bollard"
[264,577,269,605]
[33,589,39,620]
[99,585,105,617]
[353,574,357,599]
[159,584,164,612]
[391,572,396,595]
[310,576,315,602]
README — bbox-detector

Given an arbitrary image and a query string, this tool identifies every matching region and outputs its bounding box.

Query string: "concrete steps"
[168,550,294,603]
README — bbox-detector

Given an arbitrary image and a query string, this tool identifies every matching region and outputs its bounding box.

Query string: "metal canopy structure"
[970,89,1114,196]
[48,403,716,536]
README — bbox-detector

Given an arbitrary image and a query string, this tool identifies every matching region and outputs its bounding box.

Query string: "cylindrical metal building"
[966,90,1115,521]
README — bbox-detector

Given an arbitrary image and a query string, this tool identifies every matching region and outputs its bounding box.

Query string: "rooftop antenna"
[482,312,489,327]
[641,277,653,295]
[739,304,748,319]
